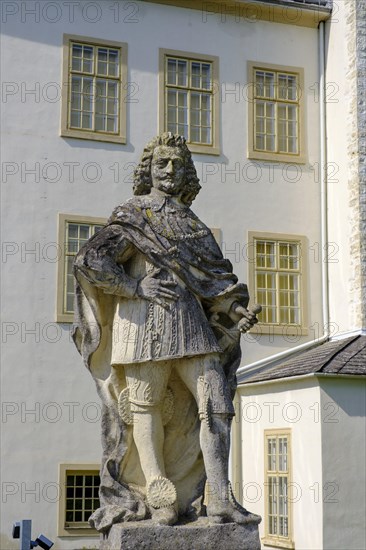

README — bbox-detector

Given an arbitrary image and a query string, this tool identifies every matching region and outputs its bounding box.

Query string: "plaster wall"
[320,378,366,550]
[325,0,365,333]
[237,379,323,550]
[1,1,324,547]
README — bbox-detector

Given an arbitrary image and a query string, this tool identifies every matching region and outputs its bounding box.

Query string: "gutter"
[237,20,329,383]
[238,372,366,390]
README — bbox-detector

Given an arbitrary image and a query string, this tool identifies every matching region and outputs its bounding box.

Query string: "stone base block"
[100,518,261,550]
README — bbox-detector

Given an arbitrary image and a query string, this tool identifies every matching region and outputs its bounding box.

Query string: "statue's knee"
[118,383,174,425]
[130,401,161,414]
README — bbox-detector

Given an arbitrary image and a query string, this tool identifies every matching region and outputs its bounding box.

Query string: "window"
[248,62,305,163]
[58,464,100,536]
[61,35,127,144]
[248,232,308,335]
[159,49,220,155]
[57,214,106,323]
[263,430,294,549]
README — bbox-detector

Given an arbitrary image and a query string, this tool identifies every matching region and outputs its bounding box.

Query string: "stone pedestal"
[100,518,261,550]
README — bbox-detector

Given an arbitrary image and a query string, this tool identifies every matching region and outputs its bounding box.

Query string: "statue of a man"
[73,133,261,531]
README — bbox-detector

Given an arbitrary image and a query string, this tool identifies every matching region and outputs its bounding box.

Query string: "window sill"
[187,143,220,156]
[249,324,308,337]
[248,150,306,164]
[56,313,73,324]
[58,527,99,537]
[262,536,295,549]
[61,128,126,145]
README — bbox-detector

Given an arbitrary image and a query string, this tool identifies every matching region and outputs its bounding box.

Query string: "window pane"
[201,127,210,144]
[178,91,187,108]
[177,60,187,86]
[266,135,275,151]
[66,292,74,313]
[95,115,105,131]
[255,70,275,98]
[167,58,178,85]
[279,73,298,101]
[107,116,117,132]
[71,44,83,71]
[201,63,211,90]
[191,62,201,88]
[82,46,93,73]
[191,61,211,90]
[71,90,81,111]
[108,81,118,98]
[167,90,177,107]
[97,48,108,75]
[178,108,187,124]
[177,123,188,138]
[82,113,92,129]
[256,134,265,150]
[66,475,74,486]
[107,98,118,116]
[107,49,119,77]
[168,108,177,125]
[256,240,275,268]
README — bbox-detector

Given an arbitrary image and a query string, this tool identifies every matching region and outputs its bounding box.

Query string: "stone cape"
[72,193,250,532]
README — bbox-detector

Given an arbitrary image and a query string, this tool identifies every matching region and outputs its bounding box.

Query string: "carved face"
[151,146,186,196]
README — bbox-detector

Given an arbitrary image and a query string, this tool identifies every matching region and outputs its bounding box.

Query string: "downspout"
[237,21,329,379]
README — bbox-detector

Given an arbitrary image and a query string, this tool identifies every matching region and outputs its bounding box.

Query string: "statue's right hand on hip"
[136,268,179,309]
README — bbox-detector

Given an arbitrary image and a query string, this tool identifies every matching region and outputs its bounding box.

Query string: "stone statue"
[72,133,261,532]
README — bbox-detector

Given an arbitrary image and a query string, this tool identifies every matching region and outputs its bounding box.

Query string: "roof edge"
[238,371,366,389]
[141,0,331,28]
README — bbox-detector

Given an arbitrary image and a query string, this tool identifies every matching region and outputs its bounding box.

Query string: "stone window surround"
[247,61,306,164]
[262,429,295,549]
[159,48,220,155]
[56,213,107,323]
[57,463,100,537]
[247,231,308,336]
[60,34,128,144]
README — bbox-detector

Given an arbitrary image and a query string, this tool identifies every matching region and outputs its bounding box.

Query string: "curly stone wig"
[133,132,201,206]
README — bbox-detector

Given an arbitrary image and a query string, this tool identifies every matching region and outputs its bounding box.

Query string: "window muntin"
[69,41,121,135]
[65,471,100,528]
[254,69,299,156]
[165,56,213,145]
[64,221,104,315]
[255,239,302,326]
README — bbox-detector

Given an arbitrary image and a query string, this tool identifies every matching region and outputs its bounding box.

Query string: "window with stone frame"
[56,214,106,323]
[159,49,220,155]
[61,35,127,144]
[248,232,308,335]
[248,62,305,163]
[263,430,294,549]
[58,464,100,537]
